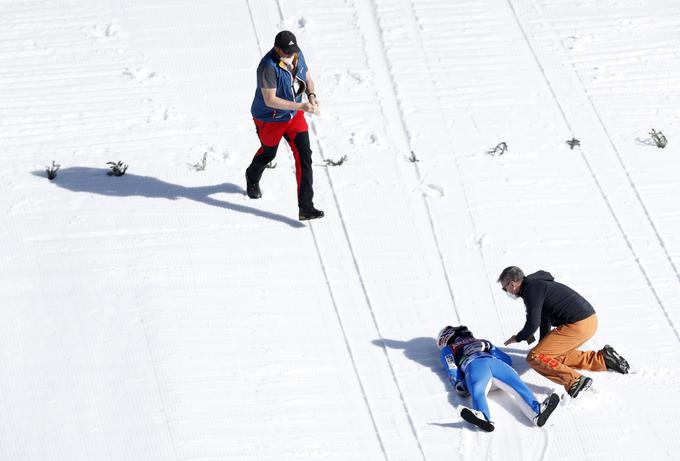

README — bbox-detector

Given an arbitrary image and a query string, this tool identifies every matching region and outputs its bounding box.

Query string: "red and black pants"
[246,111,314,211]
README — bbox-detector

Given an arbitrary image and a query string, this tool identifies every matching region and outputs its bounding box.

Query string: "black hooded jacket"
[516,270,596,342]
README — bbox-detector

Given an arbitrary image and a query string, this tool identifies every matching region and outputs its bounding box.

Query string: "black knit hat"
[274,30,299,54]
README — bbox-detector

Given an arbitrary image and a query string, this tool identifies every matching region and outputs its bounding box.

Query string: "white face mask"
[505,291,518,300]
[281,55,294,66]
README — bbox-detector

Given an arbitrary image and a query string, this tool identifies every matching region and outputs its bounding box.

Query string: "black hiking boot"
[246,173,261,199]
[299,207,324,221]
[534,393,560,427]
[568,376,593,399]
[460,407,495,432]
[602,344,629,374]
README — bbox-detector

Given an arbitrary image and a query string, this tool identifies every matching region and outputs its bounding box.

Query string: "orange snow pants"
[527,314,607,391]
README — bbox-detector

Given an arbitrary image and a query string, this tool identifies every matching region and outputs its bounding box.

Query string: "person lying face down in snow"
[437,325,559,432]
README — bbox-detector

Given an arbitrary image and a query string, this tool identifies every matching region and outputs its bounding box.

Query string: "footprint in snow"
[468,234,489,249]
[422,183,445,198]
[87,23,119,40]
[122,67,160,83]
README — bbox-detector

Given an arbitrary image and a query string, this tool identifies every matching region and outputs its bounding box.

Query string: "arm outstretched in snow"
[440,346,465,387]
[441,346,468,396]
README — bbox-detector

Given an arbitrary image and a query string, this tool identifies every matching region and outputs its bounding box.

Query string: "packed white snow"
[1,0,679,460]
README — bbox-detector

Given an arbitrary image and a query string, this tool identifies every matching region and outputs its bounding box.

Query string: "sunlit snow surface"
[2,0,679,460]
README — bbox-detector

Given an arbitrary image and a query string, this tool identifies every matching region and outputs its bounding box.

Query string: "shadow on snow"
[375,337,553,430]
[34,167,304,228]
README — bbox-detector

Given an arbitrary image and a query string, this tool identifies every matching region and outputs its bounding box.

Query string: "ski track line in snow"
[280,1,442,459]
[246,1,397,459]
[307,93,432,459]
[394,0,517,338]
[305,83,430,460]
[273,0,441,458]
[354,0,539,455]
[342,0,492,457]
[138,316,180,461]
[504,0,680,344]
[554,27,680,338]
[307,122,427,457]
[369,0,545,456]
[306,216,390,461]
[354,0,463,324]
[10,1,678,459]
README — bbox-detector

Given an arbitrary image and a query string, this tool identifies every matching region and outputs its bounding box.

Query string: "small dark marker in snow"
[324,155,347,167]
[567,138,580,149]
[487,142,507,156]
[107,161,128,176]
[46,161,60,180]
[649,129,667,148]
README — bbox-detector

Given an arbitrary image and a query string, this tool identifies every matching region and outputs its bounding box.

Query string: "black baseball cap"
[274,30,299,54]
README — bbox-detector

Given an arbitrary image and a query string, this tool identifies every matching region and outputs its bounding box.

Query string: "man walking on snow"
[245,30,324,221]
[498,266,630,398]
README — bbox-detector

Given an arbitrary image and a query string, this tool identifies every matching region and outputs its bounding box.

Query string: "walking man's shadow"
[35,167,304,228]
[374,337,553,429]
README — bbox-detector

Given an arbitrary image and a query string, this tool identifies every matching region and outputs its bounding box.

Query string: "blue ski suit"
[440,336,541,422]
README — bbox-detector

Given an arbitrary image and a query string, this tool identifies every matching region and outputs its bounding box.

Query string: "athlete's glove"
[454,380,469,397]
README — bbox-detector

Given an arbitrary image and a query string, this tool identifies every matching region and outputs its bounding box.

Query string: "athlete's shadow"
[376,337,552,429]
[375,337,469,427]
[35,167,304,228]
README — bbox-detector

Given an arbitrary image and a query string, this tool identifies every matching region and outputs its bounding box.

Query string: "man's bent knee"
[528,350,560,370]
[256,144,279,160]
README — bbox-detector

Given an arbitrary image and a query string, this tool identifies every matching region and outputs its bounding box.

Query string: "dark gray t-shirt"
[257,63,278,89]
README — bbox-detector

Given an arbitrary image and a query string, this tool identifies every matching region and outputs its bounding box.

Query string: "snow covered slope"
[2,0,679,459]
